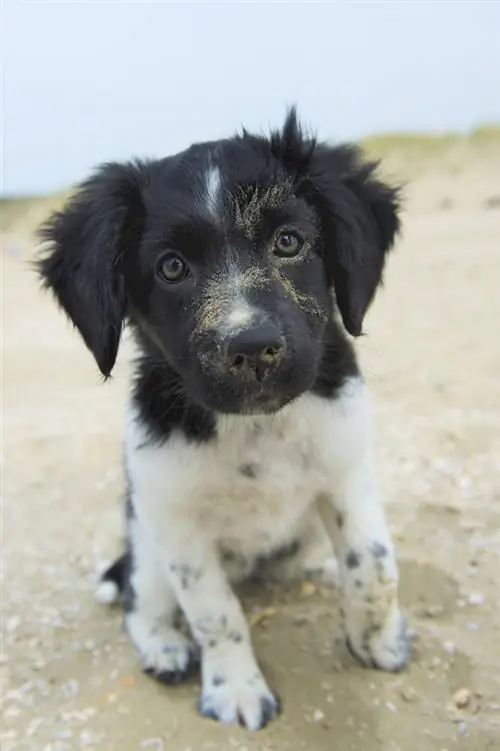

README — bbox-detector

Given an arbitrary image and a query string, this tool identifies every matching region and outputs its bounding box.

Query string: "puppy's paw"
[199,668,280,731]
[143,636,197,685]
[128,617,197,685]
[346,608,411,672]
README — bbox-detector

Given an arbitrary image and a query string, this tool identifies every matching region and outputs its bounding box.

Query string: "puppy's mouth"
[219,391,293,416]
[194,377,303,416]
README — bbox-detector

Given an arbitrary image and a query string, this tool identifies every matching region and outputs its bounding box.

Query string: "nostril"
[232,354,246,369]
[262,345,282,362]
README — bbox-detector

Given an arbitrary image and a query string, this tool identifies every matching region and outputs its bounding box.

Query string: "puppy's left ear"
[306,145,402,336]
[36,161,146,377]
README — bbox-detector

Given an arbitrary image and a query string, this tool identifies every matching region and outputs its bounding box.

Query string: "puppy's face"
[124,158,329,413]
[38,110,401,414]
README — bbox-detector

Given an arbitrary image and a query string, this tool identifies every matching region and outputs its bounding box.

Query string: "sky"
[3,1,500,196]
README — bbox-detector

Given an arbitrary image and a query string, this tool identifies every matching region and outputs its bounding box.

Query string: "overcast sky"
[3,1,500,196]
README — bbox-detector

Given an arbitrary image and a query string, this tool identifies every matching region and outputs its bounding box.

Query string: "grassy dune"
[362,124,500,180]
[2,126,499,244]
[1,193,70,239]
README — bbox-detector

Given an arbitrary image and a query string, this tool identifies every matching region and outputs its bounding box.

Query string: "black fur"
[37,107,400,442]
[100,551,129,593]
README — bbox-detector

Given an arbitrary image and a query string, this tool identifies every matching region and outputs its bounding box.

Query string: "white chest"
[126,379,369,559]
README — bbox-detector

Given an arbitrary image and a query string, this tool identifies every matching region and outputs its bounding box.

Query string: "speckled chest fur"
[125,378,368,563]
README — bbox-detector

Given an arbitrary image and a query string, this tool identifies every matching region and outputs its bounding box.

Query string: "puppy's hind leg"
[124,518,197,685]
[96,552,129,605]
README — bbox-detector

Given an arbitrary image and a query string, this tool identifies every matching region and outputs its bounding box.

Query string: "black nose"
[226,324,284,380]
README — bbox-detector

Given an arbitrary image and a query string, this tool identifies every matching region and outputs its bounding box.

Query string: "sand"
[2,153,500,750]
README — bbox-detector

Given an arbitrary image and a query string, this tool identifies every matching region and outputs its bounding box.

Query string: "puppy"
[37,109,410,731]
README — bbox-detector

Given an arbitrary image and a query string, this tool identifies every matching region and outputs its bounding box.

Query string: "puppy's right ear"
[37,161,146,377]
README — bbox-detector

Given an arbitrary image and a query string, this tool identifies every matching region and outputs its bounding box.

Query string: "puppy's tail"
[95,553,128,605]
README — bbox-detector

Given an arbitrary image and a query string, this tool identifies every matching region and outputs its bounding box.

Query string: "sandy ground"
[2,162,500,751]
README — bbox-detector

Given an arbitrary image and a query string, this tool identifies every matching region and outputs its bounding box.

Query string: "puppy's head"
[38,109,401,414]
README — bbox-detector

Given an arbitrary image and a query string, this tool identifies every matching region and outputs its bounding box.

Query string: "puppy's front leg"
[151,525,280,731]
[316,382,411,671]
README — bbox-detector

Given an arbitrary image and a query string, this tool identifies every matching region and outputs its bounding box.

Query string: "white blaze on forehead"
[226,305,254,330]
[205,164,221,218]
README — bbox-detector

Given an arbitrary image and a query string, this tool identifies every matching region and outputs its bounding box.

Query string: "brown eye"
[274,230,303,258]
[157,253,189,283]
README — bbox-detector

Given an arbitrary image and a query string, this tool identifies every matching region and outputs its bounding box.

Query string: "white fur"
[225,305,255,331]
[123,376,407,728]
[95,580,120,605]
[125,378,370,555]
[205,164,221,218]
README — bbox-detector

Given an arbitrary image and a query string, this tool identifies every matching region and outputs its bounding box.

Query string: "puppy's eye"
[273,230,304,258]
[157,252,189,284]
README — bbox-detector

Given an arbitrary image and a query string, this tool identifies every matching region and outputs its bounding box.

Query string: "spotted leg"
[124,517,197,683]
[129,515,279,731]
[316,381,411,671]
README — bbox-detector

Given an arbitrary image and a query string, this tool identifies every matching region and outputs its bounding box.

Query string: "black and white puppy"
[37,109,410,731]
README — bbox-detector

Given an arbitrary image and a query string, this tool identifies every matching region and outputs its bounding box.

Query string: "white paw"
[95,579,120,605]
[127,615,196,684]
[199,666,280,731]
[346,606,411,672]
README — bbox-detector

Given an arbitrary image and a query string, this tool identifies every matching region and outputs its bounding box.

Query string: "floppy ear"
[305,144,402,336]
[37,161,146,376]
[267,109,401,336]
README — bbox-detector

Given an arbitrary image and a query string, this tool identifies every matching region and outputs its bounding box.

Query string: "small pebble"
[55,731,73,740]
[249,607,277,628]
[61,680,79,699]
[312,709,325,722]
[453,688,472,709]
[385,701,397,713]
[300,582,317,598]
[6,616,21,633]
[457,722,468,735]
[433,458,453,474]
[443,641,456,655]
[468,593,485,606]
[400,687,417,702]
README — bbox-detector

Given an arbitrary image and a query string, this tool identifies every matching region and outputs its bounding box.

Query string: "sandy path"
[2,165,500,750]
